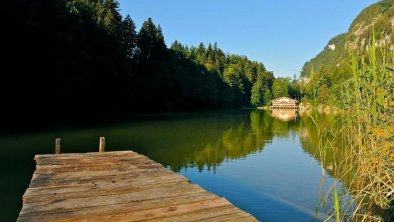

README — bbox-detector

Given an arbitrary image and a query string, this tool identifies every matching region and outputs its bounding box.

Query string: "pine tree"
[196,43,206,63]
[121,15,137,59]
[102,0,122,34]
[137,18,166,61]
[170,40,184,54]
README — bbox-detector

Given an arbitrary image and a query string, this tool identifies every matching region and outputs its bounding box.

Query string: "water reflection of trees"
[298,114,354,188]
[167,110,353,191]
[168,110,300,172]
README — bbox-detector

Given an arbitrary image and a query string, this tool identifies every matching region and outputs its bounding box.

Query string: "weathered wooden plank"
[35,163,162,177]
[18,151,258,222]
[30,165,165,187]
[19,198,233,222]
[24,171,186,197]
[35,151,136,159]
[28,168,184,190]
[35,156,154,171]
[35,154,146,166]
[35,162,155,175]
[36,153,151,164]
[199,213,258,222]
[24,180,191,203]
[20,192,217,219]
[22,183,206,210]
[145,206,245,222]
[36,153,145,163]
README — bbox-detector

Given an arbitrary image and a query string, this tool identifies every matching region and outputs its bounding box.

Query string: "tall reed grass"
[314,33,394,221]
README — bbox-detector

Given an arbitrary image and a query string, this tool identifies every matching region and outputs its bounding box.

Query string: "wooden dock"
[18,150,258,221]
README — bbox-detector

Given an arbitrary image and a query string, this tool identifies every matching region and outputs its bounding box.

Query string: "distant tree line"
[2,0,300,118]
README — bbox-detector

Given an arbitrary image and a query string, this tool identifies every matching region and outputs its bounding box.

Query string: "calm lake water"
[0,110,346,221]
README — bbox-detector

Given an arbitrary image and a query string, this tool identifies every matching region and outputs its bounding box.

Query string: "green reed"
[314,32,394,221]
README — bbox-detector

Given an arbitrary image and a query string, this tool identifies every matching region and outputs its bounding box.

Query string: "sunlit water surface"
[0,110,346,221]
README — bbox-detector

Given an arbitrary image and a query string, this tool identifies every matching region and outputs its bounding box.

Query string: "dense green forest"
[2,0,300,123]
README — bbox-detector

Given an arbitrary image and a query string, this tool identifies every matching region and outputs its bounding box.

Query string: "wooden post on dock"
[55,138,61,154]
[99,137,105,152]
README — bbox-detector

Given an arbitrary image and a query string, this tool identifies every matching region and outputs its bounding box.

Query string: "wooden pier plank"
[20,192,216,217]
[18,151,258,222]
[27,169,185,190]
[20,184,210,216]
[24,172,187,197]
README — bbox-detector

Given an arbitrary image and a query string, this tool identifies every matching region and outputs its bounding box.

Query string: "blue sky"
[117,0,378,78]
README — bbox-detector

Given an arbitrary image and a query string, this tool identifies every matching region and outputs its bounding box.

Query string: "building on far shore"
[270,97,298,110]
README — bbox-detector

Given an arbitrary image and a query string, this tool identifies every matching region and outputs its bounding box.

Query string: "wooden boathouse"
[17,138,258,222]
[270,96,298,110]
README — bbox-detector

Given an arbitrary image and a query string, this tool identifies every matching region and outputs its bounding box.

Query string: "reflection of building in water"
[270,110,297,121]
[270,97,298,110]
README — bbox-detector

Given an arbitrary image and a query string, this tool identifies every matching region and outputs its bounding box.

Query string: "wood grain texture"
[18,151,258,222]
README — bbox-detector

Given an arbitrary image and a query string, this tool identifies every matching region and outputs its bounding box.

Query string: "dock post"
[55,138,61,154]
[99,137,105,152]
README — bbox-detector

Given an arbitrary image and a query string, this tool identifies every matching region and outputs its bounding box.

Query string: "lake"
[0,110,346,221]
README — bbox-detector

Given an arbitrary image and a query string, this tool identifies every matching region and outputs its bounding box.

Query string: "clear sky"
[117,0,378,78]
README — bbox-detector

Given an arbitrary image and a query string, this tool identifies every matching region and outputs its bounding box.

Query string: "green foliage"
[263,89,273,106]
[289,79,301,101]
[301,0,394,105]
[250,82,263,106]
[137,18,166,61]
[302,9,394,217]
[301,33,347,78]
[2,0,280,117]
[223,65,245,104]
[311,31,394,222]
[3,0,295,122]
[121,15,137,59]
[250,71,275,106]
[101,0,122,33]
[170,41,275,107]
[272,78,290,98]
[301,6,394,219]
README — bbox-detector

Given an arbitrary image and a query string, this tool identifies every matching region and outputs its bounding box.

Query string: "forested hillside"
[299,0,394,104]
[2,0,290,121]
[300,33,347,78]
[302,0,394,78]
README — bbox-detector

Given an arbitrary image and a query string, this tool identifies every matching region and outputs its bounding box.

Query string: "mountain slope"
[301,33,347,77]
[301,0,394,77]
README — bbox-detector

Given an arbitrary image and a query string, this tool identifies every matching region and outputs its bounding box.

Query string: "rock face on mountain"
[301,33,347,77]
[301,0,394,77]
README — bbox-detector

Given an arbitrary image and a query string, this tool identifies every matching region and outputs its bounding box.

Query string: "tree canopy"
[2,0,294,123]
